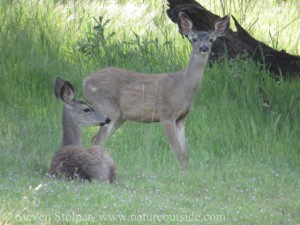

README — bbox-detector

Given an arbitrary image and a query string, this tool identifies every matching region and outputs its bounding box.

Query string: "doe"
[83,13,230,170]
[47,77,117,183]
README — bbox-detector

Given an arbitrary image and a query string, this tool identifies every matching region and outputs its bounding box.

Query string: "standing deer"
[83,13,230,170]
[47,77,117,183]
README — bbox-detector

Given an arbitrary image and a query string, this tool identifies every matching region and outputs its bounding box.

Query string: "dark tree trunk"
[167,0,300,79]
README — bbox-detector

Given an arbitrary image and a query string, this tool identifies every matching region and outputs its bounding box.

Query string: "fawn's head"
[54,77,110,127]
[178,12,230,56]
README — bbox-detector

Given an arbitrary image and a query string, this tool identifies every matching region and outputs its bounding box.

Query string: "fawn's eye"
[209,38,214,43]
[192,38,198,43]
[83,108,91,113]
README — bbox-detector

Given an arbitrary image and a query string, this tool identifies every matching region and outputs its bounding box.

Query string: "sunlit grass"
[201,0,300,54]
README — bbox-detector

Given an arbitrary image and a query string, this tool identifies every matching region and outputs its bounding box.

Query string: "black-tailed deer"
[47,77,117,183]
[83,13,230,170]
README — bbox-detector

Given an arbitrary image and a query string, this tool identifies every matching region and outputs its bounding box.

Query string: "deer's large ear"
[54,77,65,100]
[60,81,75,104]
[54,77,75,104]
[211,15,230,38]
[178,12,193,35]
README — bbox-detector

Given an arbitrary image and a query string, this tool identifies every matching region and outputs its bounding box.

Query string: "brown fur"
[47,145,117,183]
[83,14,230,170]
[47,77,117,183]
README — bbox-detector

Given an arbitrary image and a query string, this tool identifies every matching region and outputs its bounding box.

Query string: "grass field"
[0,0,299,224]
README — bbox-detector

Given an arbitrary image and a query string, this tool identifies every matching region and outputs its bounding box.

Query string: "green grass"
[0,0,300,224]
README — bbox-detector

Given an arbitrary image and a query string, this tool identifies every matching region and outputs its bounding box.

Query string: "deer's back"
[83,67,189,121]
[47,145,117,183]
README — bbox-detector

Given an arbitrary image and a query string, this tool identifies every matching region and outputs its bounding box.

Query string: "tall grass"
[0,0,299,224]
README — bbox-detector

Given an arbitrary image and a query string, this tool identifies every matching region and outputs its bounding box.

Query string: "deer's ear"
[54,77,65,100]
[54,77,75,104]
[60,81,75,104]
[211,15,230,38]
[178,12,193,35]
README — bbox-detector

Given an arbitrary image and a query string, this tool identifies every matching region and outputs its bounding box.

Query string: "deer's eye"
[83,108,91,113]
[192,38,198,43]
[209,38,214,43]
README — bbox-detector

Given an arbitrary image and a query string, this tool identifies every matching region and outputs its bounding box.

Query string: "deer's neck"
[61,107,82,147]
[184,53,209,94]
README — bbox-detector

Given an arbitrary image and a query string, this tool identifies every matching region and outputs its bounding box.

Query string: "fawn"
[84,13,230,170]
[47,77,117,183]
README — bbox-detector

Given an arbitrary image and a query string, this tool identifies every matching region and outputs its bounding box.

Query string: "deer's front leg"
[176,118,188,161]
[162,119,189,171]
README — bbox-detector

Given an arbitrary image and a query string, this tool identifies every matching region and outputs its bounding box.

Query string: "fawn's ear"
[54,77,64,99]
[178,12,194,36]
[54,77,75,104]
[211,15,230,38]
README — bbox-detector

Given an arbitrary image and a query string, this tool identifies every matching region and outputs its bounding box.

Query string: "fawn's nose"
[100,117,111,126]
[105,117,111,124]
[199,45,209,54]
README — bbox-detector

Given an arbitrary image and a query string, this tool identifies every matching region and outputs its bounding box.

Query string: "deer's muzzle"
[199,45,209,54]
[100,117,111,126]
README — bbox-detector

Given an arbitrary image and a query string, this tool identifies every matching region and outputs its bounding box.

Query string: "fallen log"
[167,0,300,78]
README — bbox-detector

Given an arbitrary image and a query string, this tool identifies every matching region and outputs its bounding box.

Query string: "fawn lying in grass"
[46,77,116,183]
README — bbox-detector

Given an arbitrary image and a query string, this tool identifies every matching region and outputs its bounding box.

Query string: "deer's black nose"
[105,117,111,124]
[100,117,111,126]
[199,45,209,54]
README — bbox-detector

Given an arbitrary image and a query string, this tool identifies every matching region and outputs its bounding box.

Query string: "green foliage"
[0,0,299,224]
[76,15,178,73]
[77,16,116,62]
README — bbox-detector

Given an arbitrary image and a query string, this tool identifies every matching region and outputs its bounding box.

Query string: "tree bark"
[167,0,300,79]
